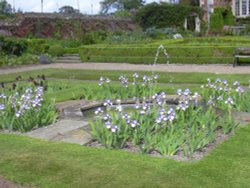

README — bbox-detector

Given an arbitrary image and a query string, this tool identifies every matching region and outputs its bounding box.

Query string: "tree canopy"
[0,0,12,15]
[135,2,201,29]
[59,5,79,14]
[100,0,145,14]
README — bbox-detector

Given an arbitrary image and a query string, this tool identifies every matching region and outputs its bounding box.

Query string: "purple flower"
[207,97,214,106]
[152,93,158,99]
[236,86,244,93]
[0,94,6,99]
[131,120,139,128]
[217,96,223,101]
[225,96,233,105]
[233,81,240,86]
[193,92,199,98]
[122,113,130,119]
[159,108,165,115]
[177,100,189,111]
[111,125,118,133]
[104,100,113,107]
[25,88,32,94]
[133,72,139,78]
[95,107,103,115]
[105,121,112,129]
[16,110,22,117]
[103,114,111,121]
[134,103,140,109]
[155,116,162,124]
[177,89,182,96]
[0,104,5,110]
[216,78,222,83]
[183,88,191,96]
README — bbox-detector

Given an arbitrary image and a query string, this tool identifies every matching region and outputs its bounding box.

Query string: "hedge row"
[79,46,235,64]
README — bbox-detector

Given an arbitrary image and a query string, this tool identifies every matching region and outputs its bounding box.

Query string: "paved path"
[0,63,250,74]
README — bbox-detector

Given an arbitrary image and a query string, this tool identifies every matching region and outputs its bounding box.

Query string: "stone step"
[57,56,81,60]
[54,59,82,63]
[63,54,80,57]
[24,120,92,145]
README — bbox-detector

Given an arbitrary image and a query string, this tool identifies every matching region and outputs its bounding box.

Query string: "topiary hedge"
[79,45,234,64]
[48,45,64,57]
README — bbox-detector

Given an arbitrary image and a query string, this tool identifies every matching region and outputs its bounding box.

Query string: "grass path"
[1,63,250,75]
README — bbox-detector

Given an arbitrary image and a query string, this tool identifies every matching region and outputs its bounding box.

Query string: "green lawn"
[1,124,250,187]
[1,69,250,85]
[0,69,250,187]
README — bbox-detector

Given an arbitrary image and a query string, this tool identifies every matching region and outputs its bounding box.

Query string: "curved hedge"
[79,45,234,64]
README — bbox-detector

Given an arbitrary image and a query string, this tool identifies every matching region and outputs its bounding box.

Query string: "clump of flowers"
[0,84,58,132]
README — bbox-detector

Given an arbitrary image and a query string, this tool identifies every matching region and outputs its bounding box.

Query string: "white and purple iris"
[131,119,139,128]
[104,100,113,107]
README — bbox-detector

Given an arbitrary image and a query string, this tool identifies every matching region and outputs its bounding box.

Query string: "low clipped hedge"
[48,45,64,57]
[79,45,235,64]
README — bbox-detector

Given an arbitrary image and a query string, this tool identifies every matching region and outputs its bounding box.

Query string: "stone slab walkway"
[0,63,250,75]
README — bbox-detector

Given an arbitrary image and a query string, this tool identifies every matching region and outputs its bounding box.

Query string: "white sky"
[7,0,157,15]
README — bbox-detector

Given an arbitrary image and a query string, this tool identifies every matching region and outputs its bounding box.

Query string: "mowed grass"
[1,124,250,187]
[0,69,250,85]
[1,69,249,102]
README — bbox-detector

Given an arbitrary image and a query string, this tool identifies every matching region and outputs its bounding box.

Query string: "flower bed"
[0,75,58,132]
[89,73,250,158]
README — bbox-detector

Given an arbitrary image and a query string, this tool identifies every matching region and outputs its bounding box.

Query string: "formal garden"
[1,0,250,187]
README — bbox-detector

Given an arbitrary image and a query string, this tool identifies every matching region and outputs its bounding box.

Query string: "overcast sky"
[6,0,158,15]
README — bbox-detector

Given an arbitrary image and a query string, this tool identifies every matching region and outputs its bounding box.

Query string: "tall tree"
[100,0,145,14]
[0,0,12,14]
[59,5,79,14]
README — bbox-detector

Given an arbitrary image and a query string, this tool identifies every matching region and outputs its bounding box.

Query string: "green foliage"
[100,0,145,14]
[135,2,201,29]
[48,45,64,57]
[89,79,239,157]
[214,7,235,26]
[79,44,234,64]
[0,36,28,56]
[59,5,79,14]
[210,13,224,33]
[0,83,58,132]
[0,0,12,15]
[27,39,49,54]
[0,53,39,66]
[114,10,131,17]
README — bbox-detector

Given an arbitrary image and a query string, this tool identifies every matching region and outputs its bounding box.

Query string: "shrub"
[0,36,28,56]
[48,45,64,57]
[135,2,201,29]
[27,39,49,54]
[210,13,224,33]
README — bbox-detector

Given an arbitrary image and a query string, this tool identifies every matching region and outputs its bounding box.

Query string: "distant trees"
[0,0,13,15]
[100,0,145,14]
[179,0,199,6]
[59,5,79,14]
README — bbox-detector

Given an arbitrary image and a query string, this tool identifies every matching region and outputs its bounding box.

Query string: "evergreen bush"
[48,45,64,57]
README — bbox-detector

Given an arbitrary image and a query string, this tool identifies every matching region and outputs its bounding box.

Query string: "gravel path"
[0,63,250,74]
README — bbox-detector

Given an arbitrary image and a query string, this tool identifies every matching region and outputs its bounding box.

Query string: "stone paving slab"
[24,120,91,145]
